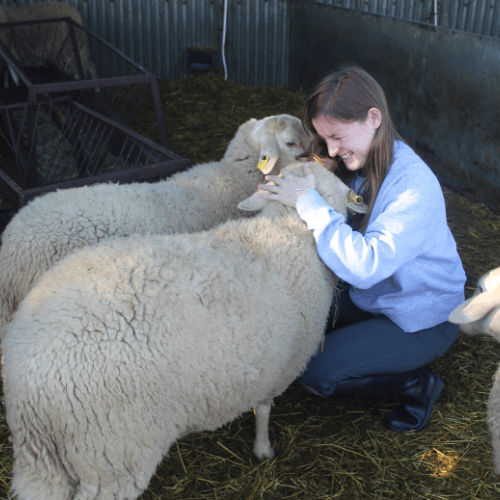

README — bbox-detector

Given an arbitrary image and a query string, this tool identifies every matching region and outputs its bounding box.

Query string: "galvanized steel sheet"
[290,1,500,211]
[1,0,498,85]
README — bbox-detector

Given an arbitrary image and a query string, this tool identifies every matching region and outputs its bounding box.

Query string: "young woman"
[258,66,466,432]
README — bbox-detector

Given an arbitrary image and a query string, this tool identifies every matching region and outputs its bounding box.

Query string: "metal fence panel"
[0,0,498,84]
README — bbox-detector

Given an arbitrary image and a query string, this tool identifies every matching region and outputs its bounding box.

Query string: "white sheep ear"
[453,307,500,338]
[252,118,280,175]
[448,290,497,324]
[483,308,500,336]
[257,137,279,175]
[238,190,268,212]
[484,267,500,290]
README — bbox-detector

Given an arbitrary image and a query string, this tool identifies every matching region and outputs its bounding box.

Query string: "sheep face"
[238,160,368,218]
[449,267,500,340]
[251,115,310,176]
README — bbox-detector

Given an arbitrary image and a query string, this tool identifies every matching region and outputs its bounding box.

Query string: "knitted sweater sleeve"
[295,162,445,290]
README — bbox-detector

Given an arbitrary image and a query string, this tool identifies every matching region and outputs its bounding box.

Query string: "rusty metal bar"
[21,158,192,205]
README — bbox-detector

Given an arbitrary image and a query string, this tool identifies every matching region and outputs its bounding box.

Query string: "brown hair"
[300,66,403,232]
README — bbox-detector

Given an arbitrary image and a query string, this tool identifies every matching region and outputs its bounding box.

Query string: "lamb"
[449,266,500,473]
[0,1,97,84]
[2,160,367,500]
[0,113,310,341]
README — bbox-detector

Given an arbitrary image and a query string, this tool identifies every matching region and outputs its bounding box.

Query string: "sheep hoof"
[253,443,275,460]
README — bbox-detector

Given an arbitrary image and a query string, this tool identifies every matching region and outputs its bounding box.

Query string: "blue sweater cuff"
[296,189,345,231]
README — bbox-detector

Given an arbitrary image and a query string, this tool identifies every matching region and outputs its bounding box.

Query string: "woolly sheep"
[0,113,309,341]
[449,266,500,473]
[0,1,97,83]
[2,161,367,500]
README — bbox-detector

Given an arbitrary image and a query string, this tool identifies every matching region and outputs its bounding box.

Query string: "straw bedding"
[0,73,499,499]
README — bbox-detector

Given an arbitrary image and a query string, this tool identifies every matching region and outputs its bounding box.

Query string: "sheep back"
[0,115,309,341]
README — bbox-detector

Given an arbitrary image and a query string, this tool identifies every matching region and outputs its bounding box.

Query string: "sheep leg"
[253,402,275,459]
[487,368,500,474]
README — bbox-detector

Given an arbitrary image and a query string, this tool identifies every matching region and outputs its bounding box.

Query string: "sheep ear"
[483,308,500,336]
[346,189,368,214]
[252,118,280,175]
[257,137,279,175]
[238,190,269,212]
[450,268,500,325]
[448,291,497,324]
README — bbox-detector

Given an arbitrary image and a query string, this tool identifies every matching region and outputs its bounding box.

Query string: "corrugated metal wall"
[314,0,500,36]
[1,0,499,85]
[0,0,290,85]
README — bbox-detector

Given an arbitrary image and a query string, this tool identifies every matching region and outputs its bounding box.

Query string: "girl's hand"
[258,163,316,208]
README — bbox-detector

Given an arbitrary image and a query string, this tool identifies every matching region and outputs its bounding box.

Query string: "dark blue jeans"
[298,285,460,397]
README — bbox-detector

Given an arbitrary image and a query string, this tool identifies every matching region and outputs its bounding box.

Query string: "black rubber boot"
[297,368,443,432]
[383,367,443,433]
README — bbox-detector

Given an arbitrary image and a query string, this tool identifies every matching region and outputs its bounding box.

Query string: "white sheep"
[449,266,500,473]
[0,1,97,84]
[2,161,367,500]
[0,114,309,341]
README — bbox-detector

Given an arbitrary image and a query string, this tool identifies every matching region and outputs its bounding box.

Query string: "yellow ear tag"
[257,155,269,172]
[312,154,326,164]
[346,189,365,215]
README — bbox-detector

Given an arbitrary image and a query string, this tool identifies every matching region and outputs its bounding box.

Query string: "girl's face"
[312,108,382,172]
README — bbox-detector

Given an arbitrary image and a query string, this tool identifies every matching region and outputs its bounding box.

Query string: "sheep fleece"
[3,212,335,499]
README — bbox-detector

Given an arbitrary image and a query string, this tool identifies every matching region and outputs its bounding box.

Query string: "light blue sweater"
[296,140,466,332]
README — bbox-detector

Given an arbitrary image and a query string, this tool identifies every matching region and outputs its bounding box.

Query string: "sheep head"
[251,115,310,176]
[449,267,500,340]
[237,160,368,219]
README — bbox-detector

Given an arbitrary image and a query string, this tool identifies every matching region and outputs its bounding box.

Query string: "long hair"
[300,66,403,232]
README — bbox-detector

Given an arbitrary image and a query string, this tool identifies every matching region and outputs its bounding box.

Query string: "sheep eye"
[286,142,296,148]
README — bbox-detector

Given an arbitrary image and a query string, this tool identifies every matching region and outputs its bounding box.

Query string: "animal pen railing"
[0,15,168,147]
[0,97,191,208]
